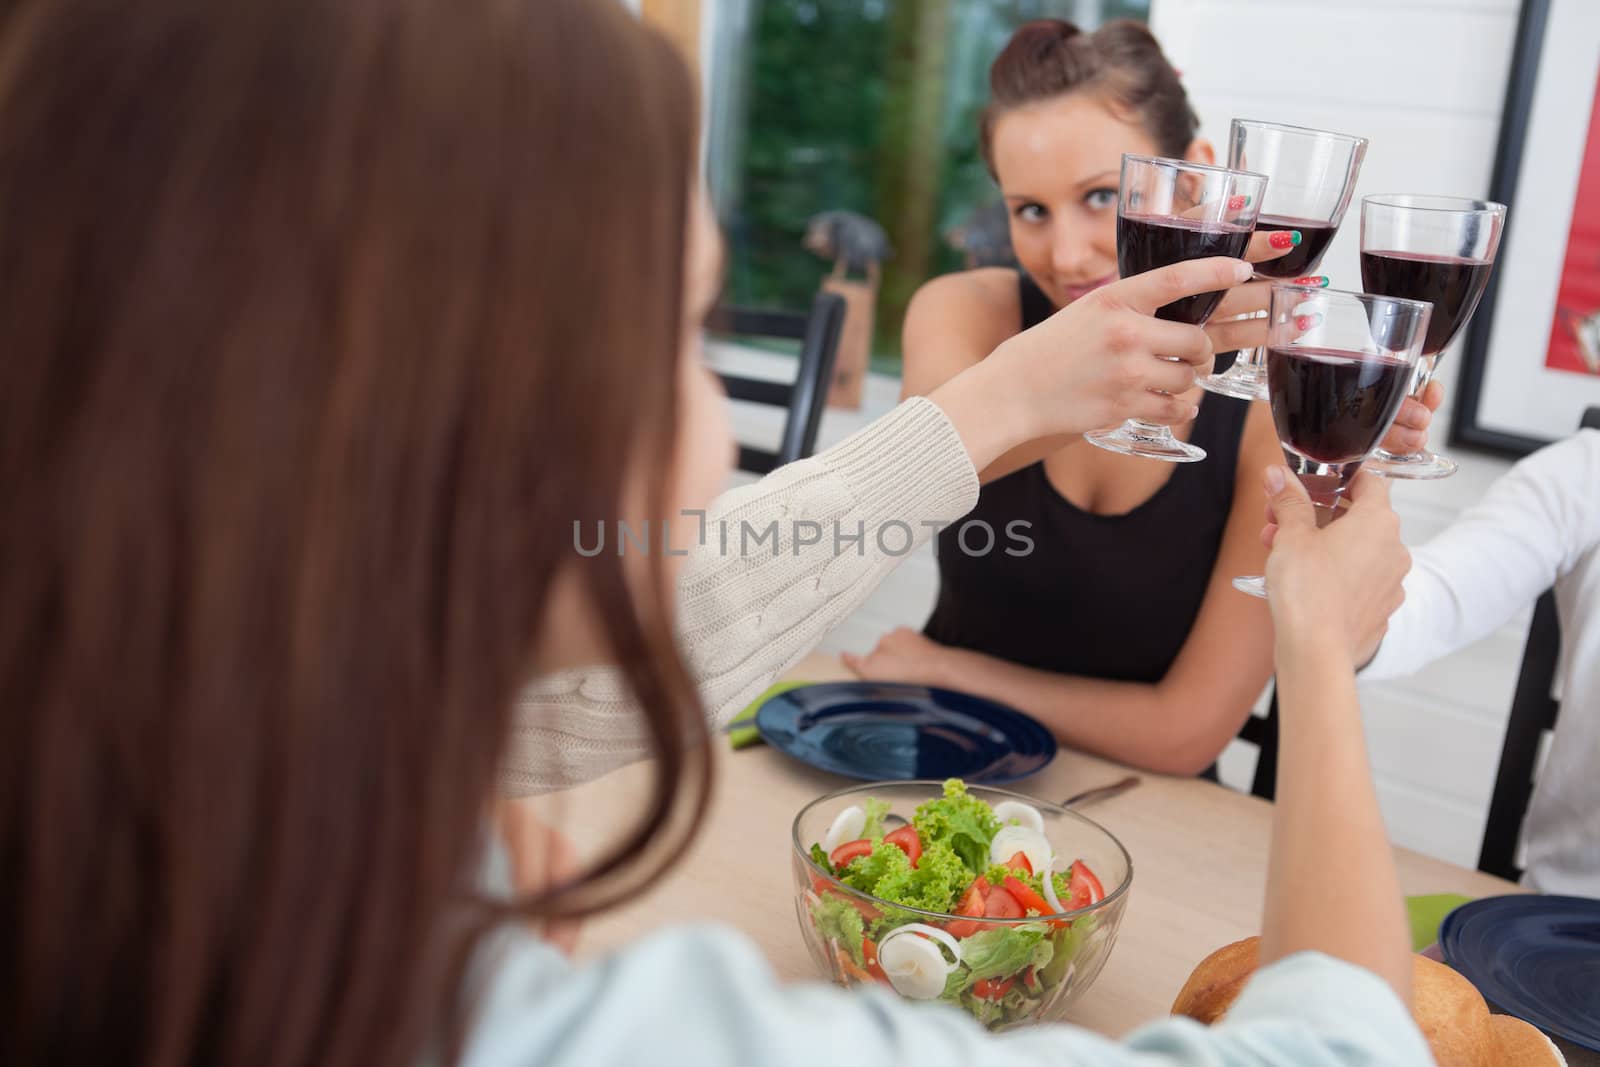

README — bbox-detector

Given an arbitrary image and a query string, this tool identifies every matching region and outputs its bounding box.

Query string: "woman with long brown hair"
[3,1,1430,1064]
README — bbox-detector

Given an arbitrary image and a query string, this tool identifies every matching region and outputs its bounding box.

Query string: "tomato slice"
[1004,850,1032,876]
[1067,861,1105,910]
[1002,875,1052,917]
[946,877,989,938]
[829,838,875,870]
[861,938,889,983]
[1021,965,1040,992]
[973,975,1016,1000]
[837,946,875,985]
[884,825,923,868]
[983,884,1024,919]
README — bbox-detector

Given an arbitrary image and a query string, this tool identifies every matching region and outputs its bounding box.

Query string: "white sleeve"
[463,925,1433,1067]
[1364,429,1600,681]
[500,398,978,795]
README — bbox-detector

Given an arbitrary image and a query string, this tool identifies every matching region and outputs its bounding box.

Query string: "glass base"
[1232,575,1267,599]
[1365,448,1459,480]
[1198,359,1268,401]
[1084,420,1206,463]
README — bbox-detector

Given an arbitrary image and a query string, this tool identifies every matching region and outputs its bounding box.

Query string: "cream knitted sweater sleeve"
[500,397,981,795]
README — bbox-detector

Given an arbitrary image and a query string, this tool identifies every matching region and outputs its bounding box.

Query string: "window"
[704,0,1151,371]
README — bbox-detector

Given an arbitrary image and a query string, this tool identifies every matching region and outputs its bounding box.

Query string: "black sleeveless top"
[923,273,1249,684]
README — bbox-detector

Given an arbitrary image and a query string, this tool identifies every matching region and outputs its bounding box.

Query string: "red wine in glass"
[1254,214,1338,278]
[1265,345,1414,479]
[1117,214,1252,325]
[1359,250,1494,355]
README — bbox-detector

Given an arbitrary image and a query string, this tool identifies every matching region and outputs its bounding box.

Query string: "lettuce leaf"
[912,779,1000,875]
[838,840,912,893]
[1039,913,1098,987]
[810,893,866,966]
[858,796,893,841]
[952,922,1048,987]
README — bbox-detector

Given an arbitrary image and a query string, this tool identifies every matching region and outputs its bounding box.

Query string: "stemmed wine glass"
[1233,284,1432,598]
[1359,194,1506,478]
[1200,119,1368,401]
[1085,153,1267,463]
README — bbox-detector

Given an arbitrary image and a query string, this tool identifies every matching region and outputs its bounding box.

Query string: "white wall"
[1150,0,1526,866]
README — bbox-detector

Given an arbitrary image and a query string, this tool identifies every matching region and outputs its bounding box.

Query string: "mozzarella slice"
[991,800,1044,833]
[878,924,963,1000]
[822,805,866,852]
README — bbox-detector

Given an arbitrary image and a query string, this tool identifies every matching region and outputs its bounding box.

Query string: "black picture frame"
[1450,0,1554,457]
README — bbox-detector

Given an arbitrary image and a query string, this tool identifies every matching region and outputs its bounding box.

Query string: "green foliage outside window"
[708,0,1150,372]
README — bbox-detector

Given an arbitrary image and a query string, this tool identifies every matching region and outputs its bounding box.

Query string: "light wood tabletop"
[530,653,1521,1039]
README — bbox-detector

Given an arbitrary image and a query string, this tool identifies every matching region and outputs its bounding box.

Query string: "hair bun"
[989,19,1085,94]
[980,18,1197,175]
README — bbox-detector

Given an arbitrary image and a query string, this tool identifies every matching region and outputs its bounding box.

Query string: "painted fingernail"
[1292,275,1330,287]
[1227,194,1253,211]
[1294,312,1323,331]
[1269,230,1302,250]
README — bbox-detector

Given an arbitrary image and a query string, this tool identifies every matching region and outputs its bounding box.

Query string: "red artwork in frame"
[1546,73,1600,376]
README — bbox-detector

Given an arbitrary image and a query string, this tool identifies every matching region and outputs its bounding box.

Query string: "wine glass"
[1085,154,1267,463]
[1200,119,1368,401]
[1233,284,1432,598]
[1359,194,1506,479]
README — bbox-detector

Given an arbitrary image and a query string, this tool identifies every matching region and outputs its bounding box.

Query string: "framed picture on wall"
[1452,0,1600,455]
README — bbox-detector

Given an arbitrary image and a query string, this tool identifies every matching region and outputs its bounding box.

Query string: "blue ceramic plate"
[1439,894,1600,1052]
[754,681,1056,784]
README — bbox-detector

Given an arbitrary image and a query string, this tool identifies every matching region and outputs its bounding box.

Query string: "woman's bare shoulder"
[906,267,1020,327]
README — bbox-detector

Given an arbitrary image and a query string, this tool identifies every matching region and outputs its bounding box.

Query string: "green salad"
[804,779,1109,1029]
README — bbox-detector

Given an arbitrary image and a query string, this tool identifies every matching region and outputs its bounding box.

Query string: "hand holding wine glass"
[1194,227,1329,357]
[1261,466,1410,667]
[1084,153,1268,462]
[1233,283,1431,599]
[950,255,1258,452]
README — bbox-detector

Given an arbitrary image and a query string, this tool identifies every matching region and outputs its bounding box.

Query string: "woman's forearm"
[1259,637,1412,1005]
[924,648,1239,777]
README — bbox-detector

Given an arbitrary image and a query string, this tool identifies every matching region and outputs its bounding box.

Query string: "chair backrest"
[1476,403,1599,879]
[707,291,846,475]
[1236,690,1279,802]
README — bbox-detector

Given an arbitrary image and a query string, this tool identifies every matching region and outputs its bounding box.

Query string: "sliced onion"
[879,937,947,999]
[879,922,963,969]
[1041,858,1065,914]
[878,924,963,1000]
[822,805,866,852]
[991,799,1044,833]
[990,824,1053,874]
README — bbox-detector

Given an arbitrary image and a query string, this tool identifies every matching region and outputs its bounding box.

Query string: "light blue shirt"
[456,921,1434,1067]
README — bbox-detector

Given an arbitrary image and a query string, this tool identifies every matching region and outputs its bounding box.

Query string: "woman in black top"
[847,20,1434,776]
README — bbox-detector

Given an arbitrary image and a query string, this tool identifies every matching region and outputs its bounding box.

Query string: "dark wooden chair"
[1477,403,1600,879]
[708,292,846,475]
[1237,690,1280,801]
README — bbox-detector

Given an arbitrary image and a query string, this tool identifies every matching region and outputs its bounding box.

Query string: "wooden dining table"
[529,653,1523,1040]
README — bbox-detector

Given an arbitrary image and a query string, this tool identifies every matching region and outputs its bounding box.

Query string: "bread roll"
[1488,1015,1567,1066]
[1171,936,1565,1066]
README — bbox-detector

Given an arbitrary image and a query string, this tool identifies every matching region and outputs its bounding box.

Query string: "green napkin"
[726,680,809,750]
[1406,893,1474,952]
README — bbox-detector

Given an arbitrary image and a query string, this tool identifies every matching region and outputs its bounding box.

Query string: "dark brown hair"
[0,1,708,1065]
[979,18,1199,177]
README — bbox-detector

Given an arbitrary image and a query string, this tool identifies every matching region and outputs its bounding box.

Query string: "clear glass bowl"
[791,780,1133,1030]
